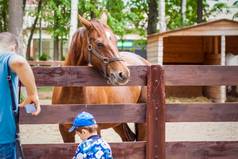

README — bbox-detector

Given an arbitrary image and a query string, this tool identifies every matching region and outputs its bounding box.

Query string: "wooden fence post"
[147,65,166,159]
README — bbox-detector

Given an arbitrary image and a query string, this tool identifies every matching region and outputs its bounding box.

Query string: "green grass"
[38,87,53,93]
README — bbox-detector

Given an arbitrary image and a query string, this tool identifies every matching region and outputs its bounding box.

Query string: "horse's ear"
[78,15,92,29]
[99,12,108,25]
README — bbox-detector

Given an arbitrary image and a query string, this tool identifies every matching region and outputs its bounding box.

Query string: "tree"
[69,0,78,46]
[197,0,203,23]
[233,1,238,19]
[147,0,158,34]
[159,0,166,32]
[26,0,43,60]
[166,0,228,30]
[126,0,147,36]
[106,0,126,37]
[181,0,187,25]
[0,0,8,32]
[8,0,24,54]
[8,0,23,37]
[41,0,71,60]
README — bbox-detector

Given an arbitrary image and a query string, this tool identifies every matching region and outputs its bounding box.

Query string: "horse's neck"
[59,87,86,104]
[64,29,89,66]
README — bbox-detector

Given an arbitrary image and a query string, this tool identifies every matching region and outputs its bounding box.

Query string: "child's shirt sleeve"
[73,144,84,159]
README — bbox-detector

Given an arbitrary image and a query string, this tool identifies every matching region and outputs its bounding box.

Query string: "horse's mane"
[64,20,111,66]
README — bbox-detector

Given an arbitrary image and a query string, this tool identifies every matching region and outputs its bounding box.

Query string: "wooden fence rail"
[164,65,238,159]
[23,142,146,159]
[164,65,238,86]
[30,65,238,86]
[23,141,238,159]
[20,104,146,124]
[32,66,147,86]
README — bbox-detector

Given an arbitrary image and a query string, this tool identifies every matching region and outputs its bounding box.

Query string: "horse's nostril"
[118,72,126,80]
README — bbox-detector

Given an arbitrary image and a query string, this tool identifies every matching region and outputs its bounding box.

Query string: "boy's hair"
[0,32,19,52]
[76,124,98,133]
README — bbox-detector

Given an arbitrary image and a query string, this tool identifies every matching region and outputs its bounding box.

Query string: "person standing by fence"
[0,32,41,159]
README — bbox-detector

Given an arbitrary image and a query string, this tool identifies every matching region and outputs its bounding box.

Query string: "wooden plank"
[164,45,203,52]
[23,142,146,159]
[32,66,147,86]
[20,104,146,124]
[163,52,204,63]
[147,65,166,159]
[226,36,238,53]
[164,65,238,86]
[164,36,203,45]
[166,103,238,122]
[166,141,238,159]
[164,30,238,36]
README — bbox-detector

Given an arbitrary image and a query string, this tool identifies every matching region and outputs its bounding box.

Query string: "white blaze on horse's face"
[104,31,130,86]
[105,31,111,41]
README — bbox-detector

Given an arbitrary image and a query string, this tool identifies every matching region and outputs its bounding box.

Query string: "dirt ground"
[20,93,238,144]
[20,122,238,144]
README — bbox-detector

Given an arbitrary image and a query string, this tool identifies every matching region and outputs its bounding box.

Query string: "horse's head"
[67,15,130,85]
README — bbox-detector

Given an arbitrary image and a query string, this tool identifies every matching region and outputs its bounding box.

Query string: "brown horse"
[52,15,149,142]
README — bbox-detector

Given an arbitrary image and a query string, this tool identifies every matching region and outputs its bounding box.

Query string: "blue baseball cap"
[68,111,97,133]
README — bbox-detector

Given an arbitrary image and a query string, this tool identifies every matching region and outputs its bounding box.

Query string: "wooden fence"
[20,63,238,159]
[164,65,238,159]
[21,64,165,159]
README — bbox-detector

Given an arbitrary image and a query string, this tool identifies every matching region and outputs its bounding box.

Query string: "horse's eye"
[97,42,104,48]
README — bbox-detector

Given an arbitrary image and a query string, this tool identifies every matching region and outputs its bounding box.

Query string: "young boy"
[69,111,113,159]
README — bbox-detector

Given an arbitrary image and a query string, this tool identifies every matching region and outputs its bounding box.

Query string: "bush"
[38,53,50,61]
[61,55,65,61]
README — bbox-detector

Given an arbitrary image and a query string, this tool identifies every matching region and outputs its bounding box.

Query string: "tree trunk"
[0,0,8,32]
[69,0,78,46]
[197,0,203,23]
[54,36,59,60]
[181,0,186,25]
[147,0,158,34]
[53,6,60,60]
[159,0,166,32]
[26,0,43,60]
[8,0,23,54]
[23,0,26,13]
[60,38,64,60]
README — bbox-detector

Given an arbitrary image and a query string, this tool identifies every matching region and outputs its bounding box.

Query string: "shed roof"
[148,19,238,38]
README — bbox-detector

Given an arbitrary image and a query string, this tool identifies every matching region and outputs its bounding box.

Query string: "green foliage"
[61,55,65,61]
[2,0,232,46]
[166,0,184,29]
[165,0,229,30]
[78,0,102,19]
[38,53,50,61]
[133,39,147,50]
[106,0,126,36]
[233,1,238,19]
[204,2,229,20]
[40,0,71,39]
[125,0,147,36]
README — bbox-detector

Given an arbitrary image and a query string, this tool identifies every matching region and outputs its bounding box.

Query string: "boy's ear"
[81,129,87,134]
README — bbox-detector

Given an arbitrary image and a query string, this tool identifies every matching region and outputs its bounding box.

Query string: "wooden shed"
[147,19,238,102]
